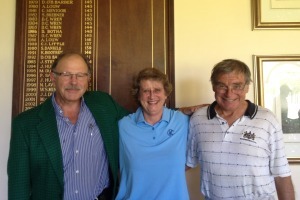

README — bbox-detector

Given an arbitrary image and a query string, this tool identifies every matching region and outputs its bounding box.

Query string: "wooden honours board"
[12,0,175,117]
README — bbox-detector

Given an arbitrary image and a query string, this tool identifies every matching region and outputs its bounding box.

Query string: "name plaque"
[12,0,174,117]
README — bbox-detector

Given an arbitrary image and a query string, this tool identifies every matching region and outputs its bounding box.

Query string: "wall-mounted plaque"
[12,0,174,117]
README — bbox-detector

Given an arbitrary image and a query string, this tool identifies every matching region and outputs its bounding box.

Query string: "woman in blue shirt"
[116,67,190,200]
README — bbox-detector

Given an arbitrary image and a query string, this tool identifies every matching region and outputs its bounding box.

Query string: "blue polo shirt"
[116,107,190,200]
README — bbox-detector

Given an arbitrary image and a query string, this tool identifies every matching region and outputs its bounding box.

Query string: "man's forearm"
[275,176,295,200]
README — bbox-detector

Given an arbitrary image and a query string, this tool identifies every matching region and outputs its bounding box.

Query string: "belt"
[94,187,112,200]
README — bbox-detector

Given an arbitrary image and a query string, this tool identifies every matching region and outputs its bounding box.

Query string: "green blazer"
[8,91,129,200]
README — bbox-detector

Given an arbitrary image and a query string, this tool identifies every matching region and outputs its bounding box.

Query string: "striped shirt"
[52,94,109,200]
[187,100,291,200]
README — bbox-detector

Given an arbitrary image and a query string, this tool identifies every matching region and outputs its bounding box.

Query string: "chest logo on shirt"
[167,129,175,136]
[241,131,256,142]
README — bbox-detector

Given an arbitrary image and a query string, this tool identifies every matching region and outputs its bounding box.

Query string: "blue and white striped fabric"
[187,101,291,200]
[52,95,109,200]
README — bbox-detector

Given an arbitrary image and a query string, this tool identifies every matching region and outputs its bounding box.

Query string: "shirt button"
[75,150,79,154]
[76,170,79,174]
[75,190,78,194]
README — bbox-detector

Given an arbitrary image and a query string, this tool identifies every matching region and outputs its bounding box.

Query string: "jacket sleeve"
[8,116,31,200]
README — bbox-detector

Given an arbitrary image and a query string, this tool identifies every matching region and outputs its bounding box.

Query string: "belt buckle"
[95,196,104,200]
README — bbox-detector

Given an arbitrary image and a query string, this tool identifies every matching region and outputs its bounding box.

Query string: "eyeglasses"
[140,88,163,96]
[214,83,247,94]
[52,71,90,80]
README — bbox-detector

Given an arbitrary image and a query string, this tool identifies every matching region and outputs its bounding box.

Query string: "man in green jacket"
[8,52,129,200]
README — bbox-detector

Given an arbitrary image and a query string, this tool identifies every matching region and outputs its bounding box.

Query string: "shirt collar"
[135,106,170,125]
[207,100,258,120]
[51,92,85,117]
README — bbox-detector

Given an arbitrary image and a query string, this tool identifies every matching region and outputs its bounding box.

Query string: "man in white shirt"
[186,59,295,200]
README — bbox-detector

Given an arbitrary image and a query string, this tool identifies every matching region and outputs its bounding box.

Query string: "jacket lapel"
[84,93,114,146]
[37,98,64,187]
